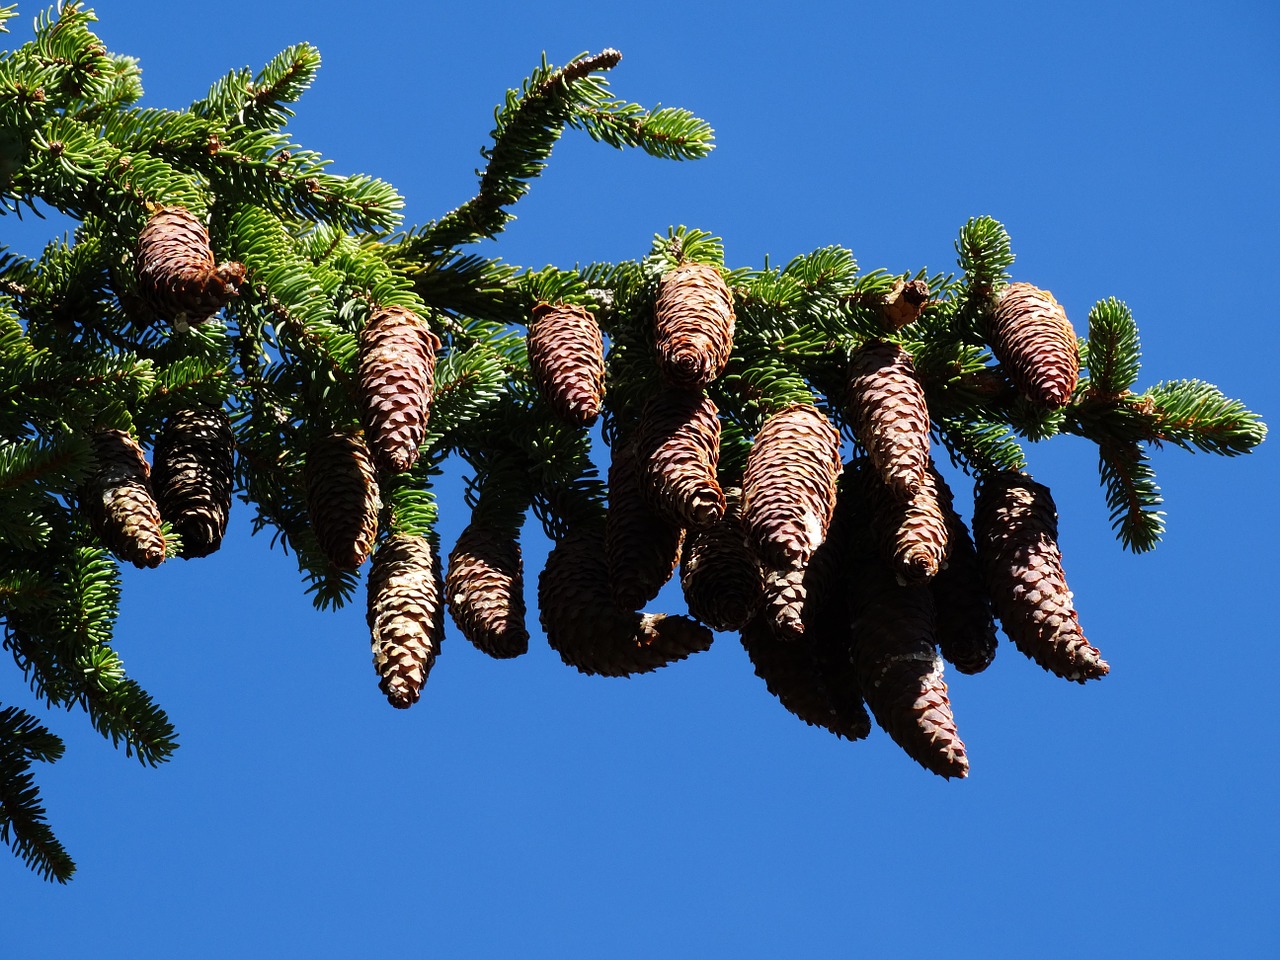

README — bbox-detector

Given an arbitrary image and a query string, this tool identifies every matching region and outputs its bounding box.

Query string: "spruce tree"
[0,2,1267,882]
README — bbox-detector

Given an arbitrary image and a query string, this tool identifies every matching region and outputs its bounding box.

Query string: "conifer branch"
[1097,439,1165,552]
[0,704,74,882]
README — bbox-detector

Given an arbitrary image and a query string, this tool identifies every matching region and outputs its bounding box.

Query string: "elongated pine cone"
[367,534,443,709]
[974,471,1108,682]
[680,487,762,631]
[528,302,605,425]
[862,459,952,585]
[305,431,381,570]
[83,429,166,569]
[606,439,684,610]
[539,527,714,677]
[636,388,725,529]
[931,497,998,675]
[152,407,234,559]
[445,521,528,659]
[134,205,245,332]
[987,282,1080,407]
[740,404,842,568]
[358,305,440,474]
[846,342,930,500]
[654,262,735,388]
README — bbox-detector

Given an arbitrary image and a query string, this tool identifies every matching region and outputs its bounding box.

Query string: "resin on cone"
[974,471,1108,682]
[653,262,735,388]
[83,429,166,569]
[358,304,440,474]
[986,282,1080,408]
[152,407,234,559]
[367,534,443,709]
[606,437,684,610]
[134,205,245,332]
[846,342,930,501]
[304,430,381,570]
[636,388,725,529]
[527,302,605,426]
[680,487,762,632]
[445,521,529,659]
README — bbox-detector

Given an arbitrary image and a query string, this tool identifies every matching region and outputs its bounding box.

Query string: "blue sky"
[3,1,1278,957]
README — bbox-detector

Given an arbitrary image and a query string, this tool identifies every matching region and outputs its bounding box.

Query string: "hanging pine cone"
[83,429,166,569]
[606,438,684,610]
[358,304,440,474]
[740,404,842,568]
[986,282,1080,408]
[861,458,951,586]
[846,341,930,501]
[636,388,725,529]
[134,205,245,332]
[653,261,735,388]
[304,430,380,570]
[760,562,808,640]
[680,487,762,632]
[367,534,443,709]
[930,497,998,675]
[974,471,1108,682]
[445,520,529,659]
[527,302,605,426]
[151,407,234,559]
[538,526,713,677]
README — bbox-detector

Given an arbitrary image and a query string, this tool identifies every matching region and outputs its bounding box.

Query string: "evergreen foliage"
[0,3,1267,880]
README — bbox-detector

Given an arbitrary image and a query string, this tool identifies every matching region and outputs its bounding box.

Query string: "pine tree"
[0,3,1267,880]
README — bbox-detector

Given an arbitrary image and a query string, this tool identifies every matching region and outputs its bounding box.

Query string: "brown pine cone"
[974,471,1107,682]
[83,429,166,569]
[445,521,528,659]
[528,302,605,426]
[740,404,842,568]
[862,459,952,585]
[367,534,443,709]
[358,305,440,474]
[606,438,684,610]
[538,526,714,677]
[304,430,380,570]
[986,282,1080,408]
[636,388,725,529]
[846,342,930,500]
[930,495,998,675]
[134,205,245,332]
[152,407,235,559]
[653,262,735,388]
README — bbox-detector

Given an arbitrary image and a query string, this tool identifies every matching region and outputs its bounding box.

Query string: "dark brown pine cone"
[930,489,998,675]
[635,388,725,529]
[680,487,762,632]
[861,459,952,585]
[445,521,529,659]
[653,262,735,388]
[527,302,605,426]
[367,534,443,709]
[986,282,1080,408]
[606,438,684,610]
[304,430,381,570]
[846,341,930,501]
[152,407,235,559]
[134,205,245,332]
[83,429,166,569]
[358,304,440,474]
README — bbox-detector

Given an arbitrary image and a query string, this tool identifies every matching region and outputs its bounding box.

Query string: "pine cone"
[680,487,762,631]
[862,459,951,585]
[636,388,725,529]
[527,302,605,426]
[445,521,528,659]
[83,429,166,569]
[358,305,440,474]
[986,282,1080,408]
[931,497,998,675]
[367,534,443,709]
[740,404,842,568]
[653,262,735,388]
[305,430,380,570]
[761,562,808,640]
[974,471,1108,682]
[606,438,684,610]
[152,407,234,559]
[134,205,245,332]
[846,342,930,500]
[538,526,714,677]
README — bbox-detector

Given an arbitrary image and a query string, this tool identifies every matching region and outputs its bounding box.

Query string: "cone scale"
[636,388,725,529]
[653,262,735,388]
[846,342,930,501]
[445,521,529,659]
[304,430,380,570]
[680,487,762,632]
[986,282,1080,408]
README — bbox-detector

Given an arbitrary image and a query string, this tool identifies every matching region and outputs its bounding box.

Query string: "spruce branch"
[1139,379,1267,456]
[1084,297,1141,398]
[0,703,74,882]
[1097,439,1165,552]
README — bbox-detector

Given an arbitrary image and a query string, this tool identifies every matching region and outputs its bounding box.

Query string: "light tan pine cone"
[152,407,235,559]
[358,305,440,474]
[83,429,166,569]
[636,388,725,529]
[304,430,380,570]
[986,282,1080,408]
[445,521,528,659]
[846,342,930,500]
[134,205,245,332]
[367,534,443,709]
[606,438,684,610]
[527,302,605,426]
[974,471,1107,682]
[653,262,735,388]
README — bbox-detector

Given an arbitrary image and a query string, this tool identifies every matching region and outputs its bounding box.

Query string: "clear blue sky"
[3,1,1278,957]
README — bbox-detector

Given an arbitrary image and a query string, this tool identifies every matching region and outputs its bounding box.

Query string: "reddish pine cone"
[974,471,1108,682]
[987,282,1080,407]
[538,526,714,677]
[930,494,998,675]
[152,407,234,559]
[445,521,529,659]
[846,342,930,501]
[653,262,735,388]
[680,487,762,632]
[636,388,725,529]
[528,302,605,426]
[83,430,166,569]
[305,430,381,570]
[606,438,684,610]
[358,305,440,474]
[740,404,842,568]
[367,534,443,709]
[134,206,245,332]
[862,459,952,585]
